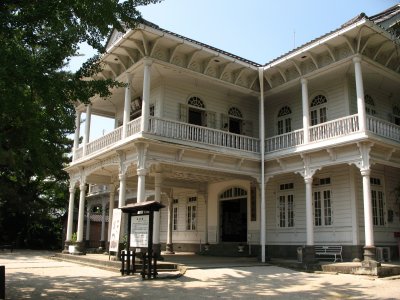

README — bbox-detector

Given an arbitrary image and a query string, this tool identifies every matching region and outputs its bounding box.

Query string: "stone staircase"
[200,243,257,257]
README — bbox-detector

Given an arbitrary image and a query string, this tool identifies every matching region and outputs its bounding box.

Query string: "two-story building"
[64,5,400,263]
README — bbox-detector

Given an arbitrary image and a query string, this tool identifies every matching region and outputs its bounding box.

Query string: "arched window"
[227,107,243,134]
[277,106,292,134]
[187,96,205,126]
[365,94,376,116]
[310,95,327,126]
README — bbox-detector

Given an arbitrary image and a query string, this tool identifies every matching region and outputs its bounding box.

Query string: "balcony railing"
[266,129,304,153]
[149,117,260,153]
[309,114,359,142]
[367,116,400,142]
[72,114,400,161]
[86,126,123,156]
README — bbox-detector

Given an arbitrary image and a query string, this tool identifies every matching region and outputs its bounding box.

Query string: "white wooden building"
[64,5,400,262]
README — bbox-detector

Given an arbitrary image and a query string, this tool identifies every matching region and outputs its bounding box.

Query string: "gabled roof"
[105,19,261,68]
[265,4,400,67]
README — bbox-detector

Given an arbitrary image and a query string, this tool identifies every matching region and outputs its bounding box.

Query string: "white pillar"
[72,110,81,161]
[100,199,106,242]
[166,197,174,253]
[204,193,208,244]
[153,173,162,244]
[122,74,133,138]
[141,59,152,132]
[107,185,116,242]
[137,168,147,203]
[66,186,76,241]
[77,183,86,242]
[301,78,310,144]
[82,104,92,156]
[353,56,367,132]
[305,176,314,246]
[361,169,374,247]
[85,204,91,244]
[118,174,127,208]
[258,67,266,263]
[350,166,360,245]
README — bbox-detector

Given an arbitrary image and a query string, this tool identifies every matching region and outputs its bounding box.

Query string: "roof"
[265,5,400,66]
[369,4,400,25]
[120,200,165,213]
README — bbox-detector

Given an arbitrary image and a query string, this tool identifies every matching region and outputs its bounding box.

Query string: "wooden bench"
[0,244,13,252]
[315,245,342,262]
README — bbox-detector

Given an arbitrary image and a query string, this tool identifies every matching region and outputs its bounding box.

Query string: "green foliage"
[0,0,162,249]
[71,232,78,244]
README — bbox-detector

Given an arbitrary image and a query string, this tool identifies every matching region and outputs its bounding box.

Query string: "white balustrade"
[127,117,142,137]
[149,117,260,153]
[73,113,400,161]
[367,116,400,141]
[309,114,359,142]
[86,126,123,155]
[265,129,304,153]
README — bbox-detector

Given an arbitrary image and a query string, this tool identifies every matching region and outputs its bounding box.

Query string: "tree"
[0,0,162,248]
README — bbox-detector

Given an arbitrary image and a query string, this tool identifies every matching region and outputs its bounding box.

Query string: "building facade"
[64,5,400,262]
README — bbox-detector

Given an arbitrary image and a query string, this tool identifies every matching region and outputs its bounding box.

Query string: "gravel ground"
[1,250,400,299]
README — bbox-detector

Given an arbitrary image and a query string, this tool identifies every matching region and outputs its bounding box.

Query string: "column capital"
[143,57,153,67]
[360,168,371,177]
[69,187,76,193]
[79,183,86,191]
[119,173,126,181]
[304,176,313,185]
[137,168,147,176]
[352,56,362,64]
[301,77,308,85]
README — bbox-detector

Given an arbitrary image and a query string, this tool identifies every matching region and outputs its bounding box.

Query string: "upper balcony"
[71,114,400,164]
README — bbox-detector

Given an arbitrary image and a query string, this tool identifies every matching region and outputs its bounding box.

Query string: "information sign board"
[109,209,122,252]
[130,215,149,248]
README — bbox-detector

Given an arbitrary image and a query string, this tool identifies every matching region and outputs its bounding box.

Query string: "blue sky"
[70,0,399,71]
[72,0,399,140]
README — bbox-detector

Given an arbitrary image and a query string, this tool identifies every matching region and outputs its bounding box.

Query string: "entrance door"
[220,198,247,242]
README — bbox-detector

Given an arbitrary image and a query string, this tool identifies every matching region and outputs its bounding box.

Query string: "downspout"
[258,67,266,263]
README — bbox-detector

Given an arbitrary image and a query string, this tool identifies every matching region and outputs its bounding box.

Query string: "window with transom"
[186,197,197,230]
[277,106,292,134]
[227,107,243,134]
[277,183,294,228]
[310,95,327,126]
[370,177,385,226]
[187,96,206,126]
[313,177,332,226]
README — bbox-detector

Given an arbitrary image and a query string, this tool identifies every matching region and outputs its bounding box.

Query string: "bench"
[315,245,342,262]
[0,244,13,252]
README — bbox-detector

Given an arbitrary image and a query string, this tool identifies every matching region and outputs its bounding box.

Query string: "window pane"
[314,192,322,226]
[285,118,292,132]
[278,120,283,135]
[323,190,332,226]
[311,110,318,126]
[320,107,327,123]
[371,190,378,226]
[279,196,286,227]
[378,191,384,226]
[288,195,294,227]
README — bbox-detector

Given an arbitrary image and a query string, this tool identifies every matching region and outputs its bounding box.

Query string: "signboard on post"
[130,215,149,248]
[109,208,122,252]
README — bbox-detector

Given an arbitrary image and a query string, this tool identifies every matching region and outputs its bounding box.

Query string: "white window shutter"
[206,111,216,128]
[179,103,188,122]
[221,113,229,131]
[243,120,253,136]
